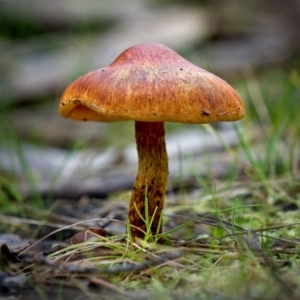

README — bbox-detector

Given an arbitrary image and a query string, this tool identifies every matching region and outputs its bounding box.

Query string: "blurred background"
[0,0,299,199]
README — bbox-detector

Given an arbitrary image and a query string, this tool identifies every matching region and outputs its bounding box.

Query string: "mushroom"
[59,43,244,240]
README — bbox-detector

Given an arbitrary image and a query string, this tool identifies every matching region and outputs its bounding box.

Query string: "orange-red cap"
[59,43,244,124]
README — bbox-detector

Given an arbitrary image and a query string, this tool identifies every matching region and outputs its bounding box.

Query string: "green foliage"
[0,10,112,39]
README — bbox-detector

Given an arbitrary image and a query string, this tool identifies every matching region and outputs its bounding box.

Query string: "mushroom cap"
[59,43,244,123]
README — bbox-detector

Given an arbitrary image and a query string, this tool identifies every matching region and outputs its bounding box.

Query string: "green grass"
[0,65,300,299]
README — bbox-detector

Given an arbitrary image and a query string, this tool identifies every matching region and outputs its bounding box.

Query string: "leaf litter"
[1,175,300,299]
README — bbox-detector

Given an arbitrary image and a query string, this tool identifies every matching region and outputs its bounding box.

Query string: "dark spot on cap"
[203,109,211,116]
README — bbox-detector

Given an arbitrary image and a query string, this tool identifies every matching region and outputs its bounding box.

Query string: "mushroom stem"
[128,121,168,239]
